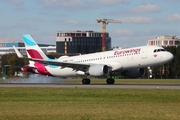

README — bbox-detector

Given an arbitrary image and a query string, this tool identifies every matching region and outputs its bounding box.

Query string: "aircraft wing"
[23,57,90,71]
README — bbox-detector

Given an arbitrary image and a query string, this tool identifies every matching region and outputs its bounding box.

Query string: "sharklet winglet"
[13,46,24,58]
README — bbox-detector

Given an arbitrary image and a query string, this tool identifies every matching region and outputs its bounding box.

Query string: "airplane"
[14,34,174,84]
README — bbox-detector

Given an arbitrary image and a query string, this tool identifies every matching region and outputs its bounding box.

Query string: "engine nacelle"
[89,64,109,76]
[125,68,145,78]
[58,55,69,59]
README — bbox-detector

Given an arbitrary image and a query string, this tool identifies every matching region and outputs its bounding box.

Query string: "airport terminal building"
[148,35,180,46]
[0,42,56,55]
[56,30,112,55]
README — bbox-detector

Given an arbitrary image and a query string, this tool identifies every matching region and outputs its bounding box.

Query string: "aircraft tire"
[82,78,91,84]
[106,78,115,84]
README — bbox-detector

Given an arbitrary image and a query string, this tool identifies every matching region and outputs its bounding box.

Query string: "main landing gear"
[82,78,91,84]
[106,78,115,84]
[81,77,115,84]
[106,73,115,84]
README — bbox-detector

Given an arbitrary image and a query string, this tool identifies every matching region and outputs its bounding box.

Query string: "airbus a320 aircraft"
[14,34,173,84]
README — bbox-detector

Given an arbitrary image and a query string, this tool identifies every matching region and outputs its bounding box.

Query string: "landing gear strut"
[106,73,115,84]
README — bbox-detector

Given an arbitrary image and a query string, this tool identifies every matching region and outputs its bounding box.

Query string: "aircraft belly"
[121,58,148,69]
[46,67,79,77]
[121,61,138,69]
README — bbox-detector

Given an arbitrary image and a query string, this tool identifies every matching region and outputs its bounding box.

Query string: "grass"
[0,88,180,120]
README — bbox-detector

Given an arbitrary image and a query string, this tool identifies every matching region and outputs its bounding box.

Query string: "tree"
[172,46,180,78]
[1,53,26,77]
[47,52,60,59]
[164,46,176,78]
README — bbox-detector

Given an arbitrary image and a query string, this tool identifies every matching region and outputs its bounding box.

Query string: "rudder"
[22,34,48,60]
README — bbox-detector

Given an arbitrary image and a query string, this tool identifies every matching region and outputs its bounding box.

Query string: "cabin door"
[142,47,148,59]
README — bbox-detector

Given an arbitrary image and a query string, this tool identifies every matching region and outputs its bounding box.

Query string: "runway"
[0,83,180,89]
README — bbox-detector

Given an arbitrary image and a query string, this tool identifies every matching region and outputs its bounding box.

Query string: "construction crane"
[96,19,122,51]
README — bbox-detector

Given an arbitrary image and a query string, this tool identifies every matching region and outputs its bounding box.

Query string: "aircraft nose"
[166,52,174,62]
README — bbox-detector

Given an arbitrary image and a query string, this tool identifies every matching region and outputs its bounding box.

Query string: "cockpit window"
[153,49,166,53]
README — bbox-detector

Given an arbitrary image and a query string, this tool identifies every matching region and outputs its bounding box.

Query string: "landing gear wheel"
[82,78,91,84]
[106,78,115,84]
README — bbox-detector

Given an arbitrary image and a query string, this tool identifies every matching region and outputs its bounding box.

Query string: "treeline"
[0,52,60,77]
[151,46,180,79]
[0,53,26,77]
[0,47,180,79]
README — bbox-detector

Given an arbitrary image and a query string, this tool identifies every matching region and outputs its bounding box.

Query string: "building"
[0,46,56,55]
[0,41,55,47]
[0,42,56,55]
[0,42,24,47]
[56,30,111,55]
[148,35,180,46]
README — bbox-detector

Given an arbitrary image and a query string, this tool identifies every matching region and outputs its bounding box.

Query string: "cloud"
[116,29,134,35]
[54,19,79,26]
[3,0,24,6]
[13,7,27,11]
[166,14,180,22]
[129,4,162,14]
[98,0,129,6]
[111,28,180,47]
[167,0,180,2]
[67,20,78,25]
[119,16,154,23]
[39,0,128,10]
[43,0,86,7]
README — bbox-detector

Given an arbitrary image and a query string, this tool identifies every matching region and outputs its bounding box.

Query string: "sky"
[0,0,180,47]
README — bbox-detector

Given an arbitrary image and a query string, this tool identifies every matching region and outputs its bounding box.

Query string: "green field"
[0,88,180,120]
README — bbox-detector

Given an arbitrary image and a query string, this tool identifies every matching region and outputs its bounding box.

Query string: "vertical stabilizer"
[22,34,48,60]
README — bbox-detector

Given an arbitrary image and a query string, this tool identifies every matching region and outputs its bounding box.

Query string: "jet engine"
[125,68,145,78]
[89,64,109,76]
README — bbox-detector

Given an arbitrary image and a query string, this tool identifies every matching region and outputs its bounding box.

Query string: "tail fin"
[22,34,48,60]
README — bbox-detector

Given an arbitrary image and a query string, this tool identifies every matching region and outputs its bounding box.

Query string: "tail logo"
[27,49,43,59]
[23,35,36,46]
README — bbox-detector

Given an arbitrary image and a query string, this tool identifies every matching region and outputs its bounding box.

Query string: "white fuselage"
[43,45,173,77]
